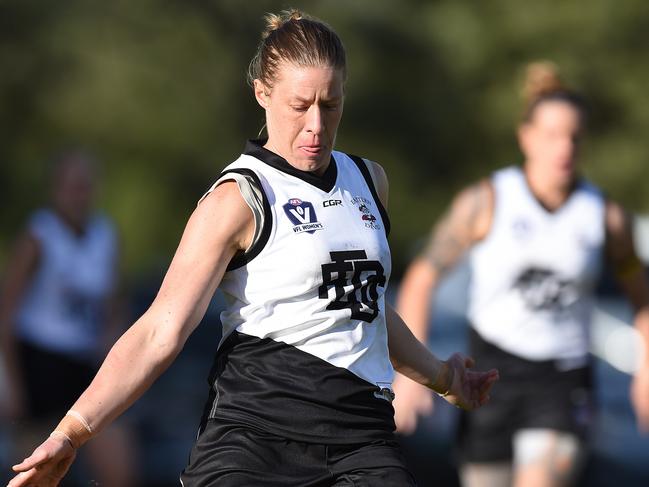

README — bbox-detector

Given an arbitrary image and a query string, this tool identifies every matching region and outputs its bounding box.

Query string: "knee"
[513,428,582,485]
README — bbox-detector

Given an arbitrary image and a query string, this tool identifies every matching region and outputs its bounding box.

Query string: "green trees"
[2,0,648,275]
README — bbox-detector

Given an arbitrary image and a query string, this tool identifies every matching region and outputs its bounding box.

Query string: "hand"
[392,372,434,434]
[440,353,499,410]
[631,364,649,434]
[8,435,77,487]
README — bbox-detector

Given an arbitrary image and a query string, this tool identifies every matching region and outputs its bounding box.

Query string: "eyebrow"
[292,95,343,104]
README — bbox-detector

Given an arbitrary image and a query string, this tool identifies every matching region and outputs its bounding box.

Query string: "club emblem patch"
[283,198,324,234]
[512,217,532,240]
[351,196,381,230]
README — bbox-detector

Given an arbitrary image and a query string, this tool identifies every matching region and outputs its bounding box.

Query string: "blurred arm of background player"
[366,161,497,413]
[392,179,494,434]
[0,231,40,421]
[605,200,649,433]
[102,238,129,352]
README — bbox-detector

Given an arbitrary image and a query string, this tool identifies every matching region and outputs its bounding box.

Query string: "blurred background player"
[0,150,137,486]
[392,61,649,487]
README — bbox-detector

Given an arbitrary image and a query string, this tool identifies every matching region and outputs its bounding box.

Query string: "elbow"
[147,324,187,365]
[131,311,191,367]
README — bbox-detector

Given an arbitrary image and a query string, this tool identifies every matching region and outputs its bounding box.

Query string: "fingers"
[416,391,434,415]
[393,382,435,434]
[463,355,476,369]
[8,468,39,487]
[479,369,499,393]
[8,457,74,487]
[447,365,499,411]
[450,352,476,370]
[9,436,76,487]
[394,408,419,434]
[637,408,649,434]
[631,376,649,435]
[12,446,50,472]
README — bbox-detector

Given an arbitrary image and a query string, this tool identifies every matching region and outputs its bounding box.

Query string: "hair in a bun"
[248,9,346,89]
[521,60,586,122]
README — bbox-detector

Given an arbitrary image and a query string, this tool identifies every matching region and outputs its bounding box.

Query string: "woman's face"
[518,100,584,188]
[52,159,96,226]
[254,62,344,175]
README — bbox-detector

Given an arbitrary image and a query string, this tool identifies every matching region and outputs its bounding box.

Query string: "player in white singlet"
[8,10,498,487]
[0,152,137,486]
[393,62,649,487]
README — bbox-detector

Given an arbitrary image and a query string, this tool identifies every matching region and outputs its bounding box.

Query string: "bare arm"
[72,181,254,432]
[605,200,649,433]
[101,237,128,352]
[364,159,389,209]
[0,231,40,419]
[386,303,498,409]
[10,181,255,485]
[396,180,493,343]
[362,162,498,407]
[391,179,493,432]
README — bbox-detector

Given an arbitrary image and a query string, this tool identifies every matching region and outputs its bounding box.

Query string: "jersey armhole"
[198,168,272,271]
[347,154,391,237]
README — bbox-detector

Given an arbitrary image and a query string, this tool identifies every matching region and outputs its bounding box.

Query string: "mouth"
[299,145,324,157]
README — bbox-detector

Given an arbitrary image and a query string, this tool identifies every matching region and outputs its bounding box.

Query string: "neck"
[55,207,88,236]
[524,164,575,212]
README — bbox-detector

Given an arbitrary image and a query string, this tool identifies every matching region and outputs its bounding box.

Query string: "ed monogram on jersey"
[198,140,395,444]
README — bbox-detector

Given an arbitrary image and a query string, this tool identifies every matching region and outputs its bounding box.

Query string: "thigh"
[328,440,416,487]
[521,367,593,435]
[458,380,521,463]
[180,420,330,487]
[332,466,417,487]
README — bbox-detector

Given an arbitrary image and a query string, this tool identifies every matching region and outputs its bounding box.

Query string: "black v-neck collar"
[244,139,337,193]
[517,167,582,215]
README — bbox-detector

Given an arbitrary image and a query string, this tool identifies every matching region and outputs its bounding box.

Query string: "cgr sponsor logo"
[323,199,342,207]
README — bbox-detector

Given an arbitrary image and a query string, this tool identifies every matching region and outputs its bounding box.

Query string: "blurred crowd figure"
[0,151,137,486]
[393,62,649,487]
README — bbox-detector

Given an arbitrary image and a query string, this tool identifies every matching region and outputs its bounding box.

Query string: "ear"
[254,79,270,109]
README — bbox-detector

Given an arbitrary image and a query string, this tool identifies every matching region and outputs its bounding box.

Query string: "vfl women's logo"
[283,198,324,234]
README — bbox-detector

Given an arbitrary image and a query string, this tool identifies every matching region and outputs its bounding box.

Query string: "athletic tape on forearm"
[50,410,94,449]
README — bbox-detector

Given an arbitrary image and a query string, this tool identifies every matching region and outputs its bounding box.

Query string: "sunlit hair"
[521,61,586,123]
[247,9,347,89]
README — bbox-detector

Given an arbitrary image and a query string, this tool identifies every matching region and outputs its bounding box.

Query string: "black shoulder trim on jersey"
[348,154,391,237]
[244,139,338,193]
[217,168,273,272]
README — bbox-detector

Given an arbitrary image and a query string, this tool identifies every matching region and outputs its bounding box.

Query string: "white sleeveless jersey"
[15,209,118,358]
[467,166,605,366]
[201,140,395,444]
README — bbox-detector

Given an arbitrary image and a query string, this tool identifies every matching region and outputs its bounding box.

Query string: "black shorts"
[458,330,593,463]
[181,419,417,486]
[18,339,97,420]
